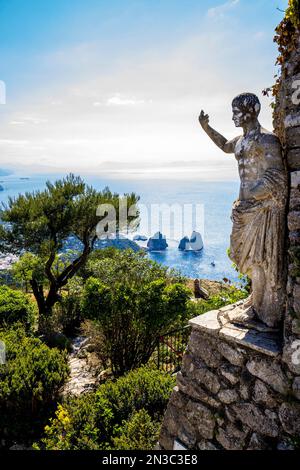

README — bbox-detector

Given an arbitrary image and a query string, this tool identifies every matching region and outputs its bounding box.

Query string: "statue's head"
[232,93,261,128]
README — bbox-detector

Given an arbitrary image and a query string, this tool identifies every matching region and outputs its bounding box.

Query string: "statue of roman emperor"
[199,93,287,328]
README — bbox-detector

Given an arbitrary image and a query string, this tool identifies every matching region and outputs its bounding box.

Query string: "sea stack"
[178,231,203,252]
[147,232,168,251]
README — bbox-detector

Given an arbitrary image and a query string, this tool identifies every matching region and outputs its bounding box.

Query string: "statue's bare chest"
[235,136,266,180]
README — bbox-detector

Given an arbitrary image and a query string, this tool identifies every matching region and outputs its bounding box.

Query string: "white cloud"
[106,95,147,106]
[207,0,240,19]
[9,116,48,126]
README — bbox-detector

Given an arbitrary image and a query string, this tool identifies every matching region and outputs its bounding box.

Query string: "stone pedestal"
[159,301,300,450]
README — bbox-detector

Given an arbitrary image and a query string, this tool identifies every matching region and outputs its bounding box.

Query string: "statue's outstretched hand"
[199,110,209,130]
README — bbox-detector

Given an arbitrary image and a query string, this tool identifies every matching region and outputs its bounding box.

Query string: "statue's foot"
[231,306,256,325]
[234,306,280,333]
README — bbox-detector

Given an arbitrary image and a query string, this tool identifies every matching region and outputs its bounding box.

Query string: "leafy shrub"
[0,285,37,330]
[0,325,69,444]
[81,277,191,375]
[37,366,175,450]
[112,409,159,450]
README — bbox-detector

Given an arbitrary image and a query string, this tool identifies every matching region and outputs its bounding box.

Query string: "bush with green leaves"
[36,366,175,450]
[187,284,248,318]
[81,265,191,375]
[112,409,159,450]
[0,325,69,444]
[0,285,37,330]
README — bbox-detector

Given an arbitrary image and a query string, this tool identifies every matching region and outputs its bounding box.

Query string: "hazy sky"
[0,0,288,180]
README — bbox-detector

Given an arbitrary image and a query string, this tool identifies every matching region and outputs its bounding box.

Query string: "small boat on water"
[0,184,4,192]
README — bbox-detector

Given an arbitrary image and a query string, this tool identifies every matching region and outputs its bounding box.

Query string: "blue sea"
[0,174,240,282]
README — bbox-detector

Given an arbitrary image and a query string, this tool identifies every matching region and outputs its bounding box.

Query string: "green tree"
[11,252,45,293]
[0,174,139,333]
[81,250,191,376]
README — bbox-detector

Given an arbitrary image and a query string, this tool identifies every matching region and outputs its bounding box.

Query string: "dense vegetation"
[35,367,175,450]
[0,325,69,445]
[80,249,191,375]
[0,175,248,450]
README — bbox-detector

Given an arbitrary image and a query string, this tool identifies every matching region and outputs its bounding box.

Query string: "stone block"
[291,171,300,189]
[217,341,245,367]
[218,389,239,404]
[246,359,289,394]
[253,380,278,408]
[169,386,188,410]
[161,406,180,436]
[177,424,197,448]
[282,340,300,375]
[289,188,300,211]
[288,211,300,231]
[219,325,280,357]
[292,377,300,400]
[287,126,300,148]
[158,431,174,451]
[231,403,279,437]
[240,383,250,400]
[186,400,215,440]
[219,363,240,385]
[197,441,218,450]
[188,331,222,368]
[216,427,245,450]
[177,372,220,409]
[288,149,300,170]
[189,310,221,335]
[285,112,300,129]
[284,73,300,111]
[279,402,300,435]
[181,354,220,394]
[292,318,300,335]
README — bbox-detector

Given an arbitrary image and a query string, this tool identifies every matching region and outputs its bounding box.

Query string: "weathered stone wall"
[274,35,300,377]
[159,303,300,450]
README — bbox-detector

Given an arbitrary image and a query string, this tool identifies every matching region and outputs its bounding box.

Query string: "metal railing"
[156,325,191,373]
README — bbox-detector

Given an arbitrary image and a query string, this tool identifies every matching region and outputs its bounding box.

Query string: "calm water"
[0,174,240,282]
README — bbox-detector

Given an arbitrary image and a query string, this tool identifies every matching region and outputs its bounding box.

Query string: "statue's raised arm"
[199,110,238,154]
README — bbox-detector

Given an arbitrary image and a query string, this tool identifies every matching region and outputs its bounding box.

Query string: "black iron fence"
[156,325,191,373]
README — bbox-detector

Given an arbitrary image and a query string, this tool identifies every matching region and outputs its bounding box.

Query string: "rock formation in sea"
[147,232,168,251]
[178,231,203,251]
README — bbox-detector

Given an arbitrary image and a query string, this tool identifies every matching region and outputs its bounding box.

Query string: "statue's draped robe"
[230,168,287,289]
